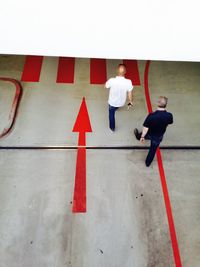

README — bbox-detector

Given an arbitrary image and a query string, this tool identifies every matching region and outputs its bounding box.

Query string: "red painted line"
[21,56,43,82]
[144,61,153,113]
[72,98,92,213]
[123,59,141,86]
[90,58,107,84]
[144,61,182,267]
[0,78,22,138]
[72,147,86,212]
[56,57,75,83]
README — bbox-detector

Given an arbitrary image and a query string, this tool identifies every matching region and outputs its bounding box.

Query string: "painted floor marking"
[144,60,182,267]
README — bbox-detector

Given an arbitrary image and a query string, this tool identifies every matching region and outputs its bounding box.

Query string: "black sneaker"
[134,128,141,140]
[145,161,151,167]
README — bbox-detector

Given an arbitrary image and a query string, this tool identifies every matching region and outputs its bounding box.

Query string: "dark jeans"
[137,131,163,166]
[109,105,119,131]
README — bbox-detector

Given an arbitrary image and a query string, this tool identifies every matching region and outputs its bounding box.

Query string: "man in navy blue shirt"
[134,96,173,167]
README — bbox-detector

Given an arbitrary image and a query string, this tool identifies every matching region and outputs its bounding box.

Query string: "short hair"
[158,96,168,108]
[118,63,127,69]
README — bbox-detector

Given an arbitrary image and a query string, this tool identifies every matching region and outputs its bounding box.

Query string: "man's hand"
[140,137,145,144]
[127,102,133,110]
[140,127,149,143]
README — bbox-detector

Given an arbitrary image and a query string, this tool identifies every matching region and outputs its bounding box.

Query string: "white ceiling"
[0,0,200,61]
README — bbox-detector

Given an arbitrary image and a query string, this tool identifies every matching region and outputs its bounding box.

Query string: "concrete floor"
[0,55,200,267]
[0,56,146,146]
[149,61,200,145]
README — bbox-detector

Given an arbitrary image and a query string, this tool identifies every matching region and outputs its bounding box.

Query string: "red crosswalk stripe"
[21,56,43,82]
[90,58,107,84]
[56,57,75,83]
[123,59,141,85]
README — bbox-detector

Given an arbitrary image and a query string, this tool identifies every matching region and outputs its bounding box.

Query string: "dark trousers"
[109,105,119,131]
[146,136,162,166]
[138,131,162,166]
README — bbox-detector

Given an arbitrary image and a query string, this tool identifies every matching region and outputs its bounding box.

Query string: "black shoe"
[134,128,141,141]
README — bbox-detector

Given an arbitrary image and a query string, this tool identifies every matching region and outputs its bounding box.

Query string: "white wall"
[0,0,200,61]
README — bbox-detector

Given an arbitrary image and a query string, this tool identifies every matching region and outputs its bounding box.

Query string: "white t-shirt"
[105,76,133,107]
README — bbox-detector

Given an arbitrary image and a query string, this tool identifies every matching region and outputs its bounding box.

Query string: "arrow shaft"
[72,147,86,213]
[78,132,86,146]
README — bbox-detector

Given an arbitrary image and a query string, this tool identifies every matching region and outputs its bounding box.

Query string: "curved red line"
[0,78,22,138]
[144,61,182,267]
[144,61,153,113]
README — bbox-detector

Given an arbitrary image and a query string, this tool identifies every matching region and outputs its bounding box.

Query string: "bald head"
[157,96,168,108]
[117,64,126,76]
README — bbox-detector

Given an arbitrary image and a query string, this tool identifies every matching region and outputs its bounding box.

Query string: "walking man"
[134,96,173,166]
[105,64,133,132]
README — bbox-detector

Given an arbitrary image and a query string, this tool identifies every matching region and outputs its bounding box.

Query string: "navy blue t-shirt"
[143,110,173,138]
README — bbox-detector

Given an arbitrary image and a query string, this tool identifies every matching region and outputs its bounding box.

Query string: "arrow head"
[73,97,92,133]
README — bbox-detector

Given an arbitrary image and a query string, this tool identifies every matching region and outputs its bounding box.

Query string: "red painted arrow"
[72,97,92,213]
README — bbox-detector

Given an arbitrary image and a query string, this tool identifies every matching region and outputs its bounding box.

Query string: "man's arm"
[105,78,112,89]
[169,114,173,124]
[140,127,149,143]
[141,114,152,143]
[127,81,134,106]
[128,91,133,105]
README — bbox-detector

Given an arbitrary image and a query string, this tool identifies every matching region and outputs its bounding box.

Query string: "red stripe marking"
[56,57,75,83]
[90,58,107,84]
[21,56,43,82]
[144,61,182,267]
[144,61,153,113]
[123,59,141,85]
[72,146,86,212]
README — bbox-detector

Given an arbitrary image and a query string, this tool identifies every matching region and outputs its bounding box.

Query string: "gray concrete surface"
[0,80,16,134]
[0,55,200,267]
[0,56,146,146]
[149,61,200,145]
[0,150,174,267]
[0,55,25,80]
[1,57,200,146]
[162,150,200,267]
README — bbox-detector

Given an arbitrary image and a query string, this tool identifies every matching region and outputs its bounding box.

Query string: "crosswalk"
[20,56,141,85]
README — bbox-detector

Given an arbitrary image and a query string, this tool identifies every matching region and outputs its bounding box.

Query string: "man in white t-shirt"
[105,64,133,132]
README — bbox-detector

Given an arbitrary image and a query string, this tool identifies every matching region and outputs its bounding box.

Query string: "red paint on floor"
[72,98,92,136]
[123,59,141,85]
[0,78,22,138]
[144,60,182,267]
[21,56,43,82]
[90,58,107,84]
[72,147,86,212]
[56,57,75,83]
[72,98,92,213]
